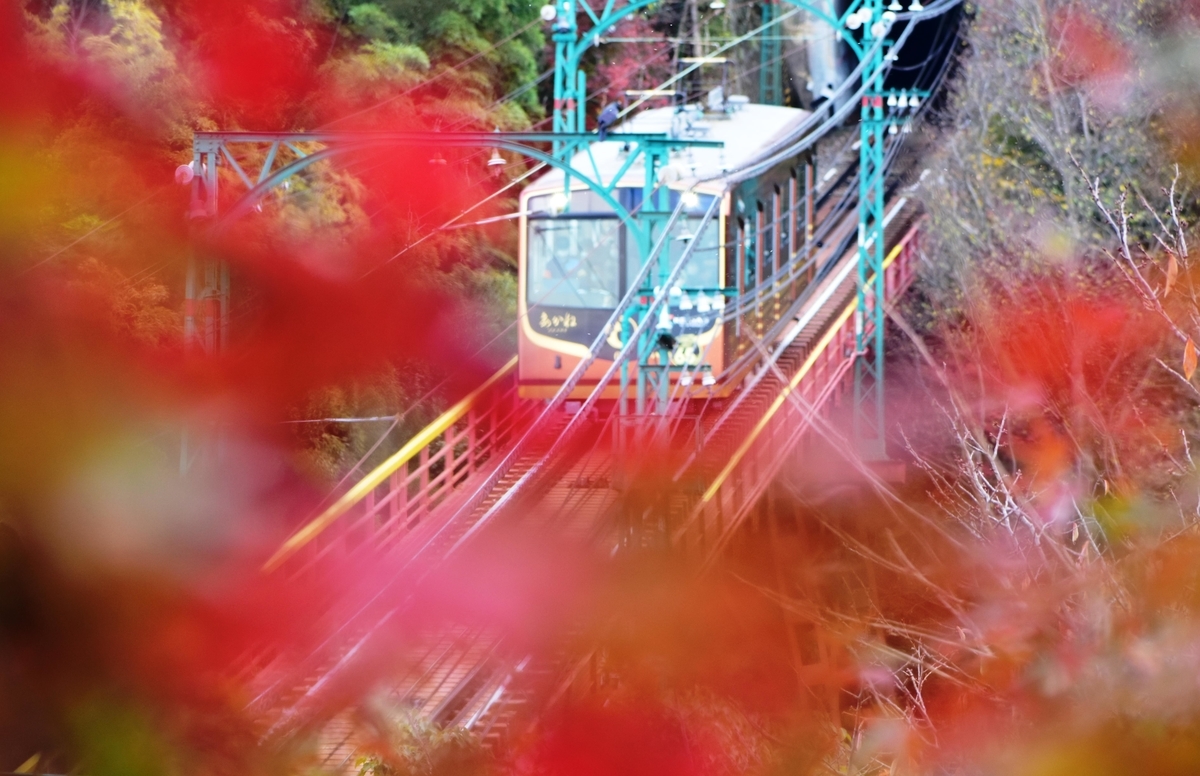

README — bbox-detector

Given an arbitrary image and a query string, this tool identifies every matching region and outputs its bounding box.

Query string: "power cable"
[310,0,961,528]
[19,186,171,275]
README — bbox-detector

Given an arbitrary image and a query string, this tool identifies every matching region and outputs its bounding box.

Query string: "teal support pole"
[195,0,909,433]
[759,1,783,105]
[577,70,587,133]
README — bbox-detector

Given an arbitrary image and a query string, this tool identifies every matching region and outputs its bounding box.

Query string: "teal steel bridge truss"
[545,0,924,459]
[189,0,928,461]
[184,129,718,354]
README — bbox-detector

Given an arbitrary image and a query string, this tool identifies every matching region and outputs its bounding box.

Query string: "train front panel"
[517,186,730,400]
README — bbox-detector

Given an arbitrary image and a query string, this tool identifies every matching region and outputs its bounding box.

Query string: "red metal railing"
[673,221,922,557]
[265,356,536,573]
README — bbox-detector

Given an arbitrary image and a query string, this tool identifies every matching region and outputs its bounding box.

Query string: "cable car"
[517,99,815,400]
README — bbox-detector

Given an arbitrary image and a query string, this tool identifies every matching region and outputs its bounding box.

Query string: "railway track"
[253,136,927,768]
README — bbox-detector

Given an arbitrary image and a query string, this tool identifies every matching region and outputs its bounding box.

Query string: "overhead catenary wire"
[516,0,965,531]
[343,0,938,497]
[259,4,969,735]
[309,0,962,538]
[646,49,960,500]
[20,186,171,275]
[669,38,960,488]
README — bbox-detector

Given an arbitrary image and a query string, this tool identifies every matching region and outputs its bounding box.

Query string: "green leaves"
[348,3,411,42]
[332,0,544,123]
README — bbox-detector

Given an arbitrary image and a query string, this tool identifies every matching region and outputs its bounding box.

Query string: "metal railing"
[258,219,922,750]
[673,221,922,557]
[497,220,925,734]
[265,356,534,572]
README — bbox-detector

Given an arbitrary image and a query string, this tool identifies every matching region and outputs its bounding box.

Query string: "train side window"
[672,216,720,290]
[623,225,643,294]
[743,217,757,291]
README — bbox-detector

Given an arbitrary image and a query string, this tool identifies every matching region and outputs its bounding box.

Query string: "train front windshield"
[528,189,720,359]
[527,190,719,298]
[527,216,622,309]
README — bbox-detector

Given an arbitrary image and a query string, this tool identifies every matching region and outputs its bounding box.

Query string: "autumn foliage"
[8,1,1200,776]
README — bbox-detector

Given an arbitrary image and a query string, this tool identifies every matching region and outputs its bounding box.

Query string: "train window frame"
[525,187,721,312]
[526,216,623,310]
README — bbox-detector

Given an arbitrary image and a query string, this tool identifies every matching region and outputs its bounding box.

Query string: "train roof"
[523,102,810,197]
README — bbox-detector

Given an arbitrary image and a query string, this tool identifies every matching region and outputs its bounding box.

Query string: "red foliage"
[593,16,675,108]
[1047,5,1133,108]
[520,698,713,776]
[948,274,1173,488]
[169,0,327,129]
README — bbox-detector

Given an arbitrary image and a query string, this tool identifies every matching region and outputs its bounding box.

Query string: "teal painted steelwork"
[855,1,887,460]
[547,0,915,447]
[759,2,783,105]
[188,0,927,459]
[192,131,717,246]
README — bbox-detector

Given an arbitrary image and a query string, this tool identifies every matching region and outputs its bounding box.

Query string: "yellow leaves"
[1164,252,1179,298]
[81,0,178,93]
[1184,338,1197,381]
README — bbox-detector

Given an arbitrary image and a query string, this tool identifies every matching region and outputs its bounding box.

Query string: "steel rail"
[680,221,921,532]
